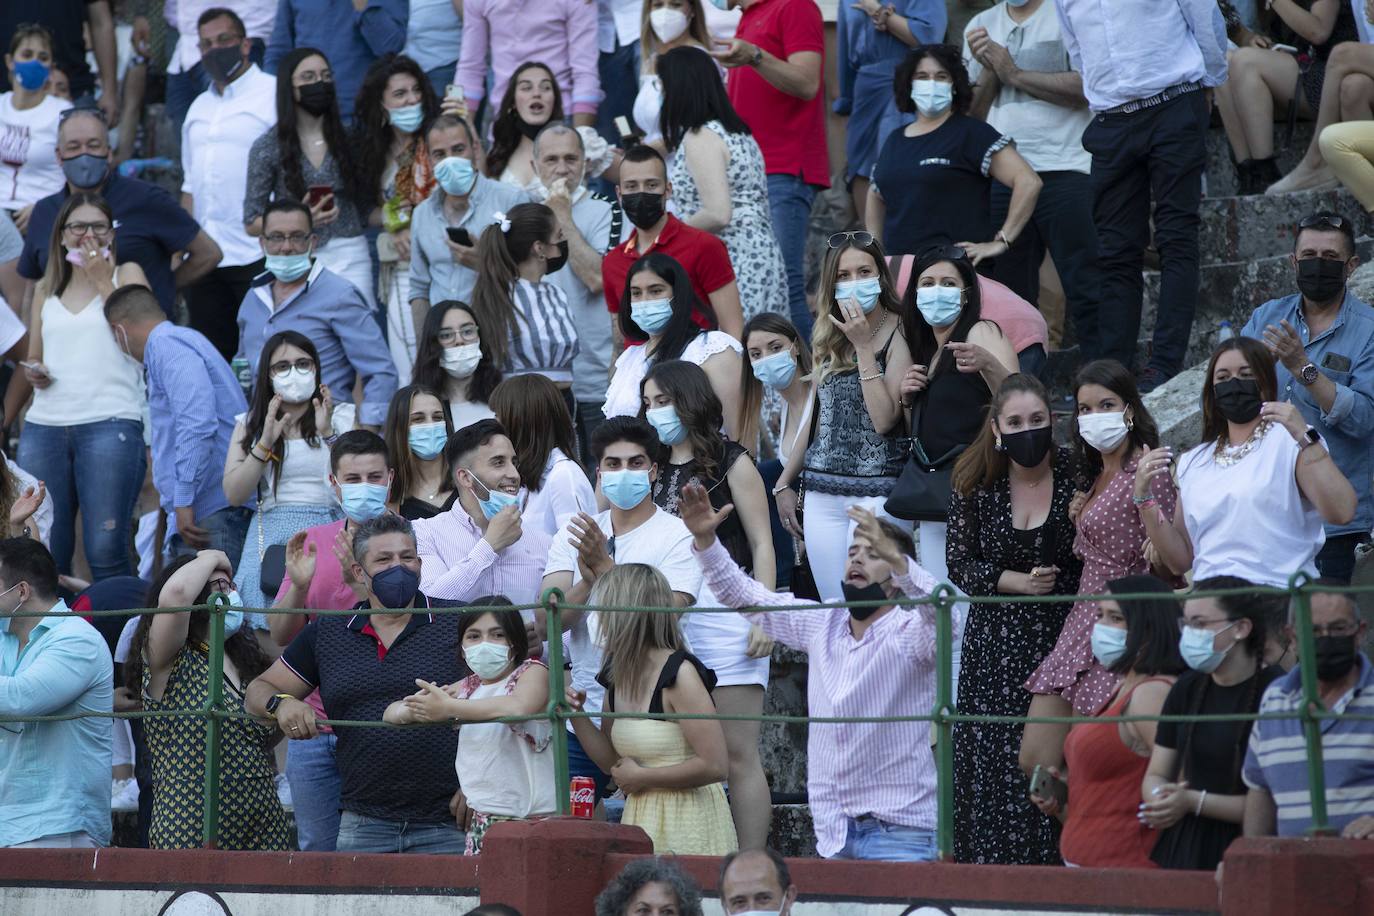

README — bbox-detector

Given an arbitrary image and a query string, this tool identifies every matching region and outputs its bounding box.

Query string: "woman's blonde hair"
[589,564,682,706]
[810,235,902,386]
[37,192,115,302]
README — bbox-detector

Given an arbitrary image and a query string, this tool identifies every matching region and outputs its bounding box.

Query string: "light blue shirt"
[835,0,946,115]
[403,0,462,73]
[0,601,113,847]
[1055,0,1228,112]
[408,175,529,307]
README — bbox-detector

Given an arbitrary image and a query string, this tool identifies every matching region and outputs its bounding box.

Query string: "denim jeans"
[167,505,252,568]
[566,728,610,801]
[335,810,466,854]
[766,173,817,342]
[833,816,938,862]
[18,418,145,579]
[1315,532,1366,584]
[595,40,641,147]
[757,458,793,589]
[286,732,343,851]
[575,401,607,470]
[424,62,459,97]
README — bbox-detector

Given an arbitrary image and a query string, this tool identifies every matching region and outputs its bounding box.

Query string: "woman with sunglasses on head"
[1138,336,1356,586]
[384,384,457,521]
[411,300,502,431]
[19,192,148,581]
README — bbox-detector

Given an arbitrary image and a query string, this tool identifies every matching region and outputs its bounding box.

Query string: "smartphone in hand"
[1029,764,1067,806]
[446,227,473,247]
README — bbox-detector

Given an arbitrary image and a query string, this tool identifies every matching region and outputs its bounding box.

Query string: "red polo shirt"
[601,214,736,339]
[729,0,830,188]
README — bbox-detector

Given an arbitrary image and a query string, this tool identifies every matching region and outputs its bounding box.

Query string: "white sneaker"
[274,773,293,810]
[111,778,139,812]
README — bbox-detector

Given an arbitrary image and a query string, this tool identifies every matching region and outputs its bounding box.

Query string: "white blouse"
[602,330,741,419]
[237,402,356,511]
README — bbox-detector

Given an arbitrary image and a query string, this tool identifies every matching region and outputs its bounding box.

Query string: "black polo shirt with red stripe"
[280,594,466,823]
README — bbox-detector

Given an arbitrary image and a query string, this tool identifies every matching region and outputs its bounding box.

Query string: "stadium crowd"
[1,0,1373,889]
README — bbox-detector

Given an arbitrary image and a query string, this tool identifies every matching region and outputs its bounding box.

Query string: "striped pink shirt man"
[694,537,941,858]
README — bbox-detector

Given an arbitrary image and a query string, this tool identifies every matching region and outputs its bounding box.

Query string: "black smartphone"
[446,227,473,247]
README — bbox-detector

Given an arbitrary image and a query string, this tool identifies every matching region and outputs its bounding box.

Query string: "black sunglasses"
[916,243,971,263]
[1298,214,1347,230]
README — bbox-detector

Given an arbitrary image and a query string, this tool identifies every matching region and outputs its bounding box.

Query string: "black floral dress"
[945,448,1084,865]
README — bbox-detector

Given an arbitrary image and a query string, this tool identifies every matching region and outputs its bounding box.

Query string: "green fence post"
[202,594,228,848]
[1289,573,1332,835]
[542,587,571,816]
[932,583,957,860]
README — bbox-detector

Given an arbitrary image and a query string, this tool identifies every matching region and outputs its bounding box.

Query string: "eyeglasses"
[269,357,315,378]
[828,230,874,249]
[64,221,112,237]
[207,576,239,594]
[1298,214,1347,230]
[263,232,312,249]
[437,326,481,345]
[916,243,971,263]
[1312,622,1360,638]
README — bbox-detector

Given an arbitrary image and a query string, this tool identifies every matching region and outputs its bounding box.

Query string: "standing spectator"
[20,193,147,580]
[246,513,466,854]
[658,47,787,330]
[1030,575,1184,868]
[263,0,407,123]
[711,0,828,340]
[235,199,398,430]
[1241,212,1374,583]
[245,48,373,330]
[458,0,601,129]
[835,0,946,222]
[411,300,501,430]
[1142,578,1283,870]
[383,384,456,521]
[104,285,251,564]
[19,110,221,318]
[632,0,718,148]
[0,1,118,124]
[719,848,797,916]
[597,0,643,148]
[163,0,275,134]
[602,145,743,339]
[946,373,1083,865]
[1242,583,1374,839]
[412,418,552,606]
[1055,0,1226,389]
[404,0,463,95]
[485,62,564,193]
[964,0,1104,360]
[868,46,1042,264]
[0,538,112,848]
[534,124,622,458]
[181,8,277,361]
[0,25,72,233]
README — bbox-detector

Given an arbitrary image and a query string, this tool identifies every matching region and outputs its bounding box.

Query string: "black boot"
[1234,159,1255,196]
[1251,157,1282,192]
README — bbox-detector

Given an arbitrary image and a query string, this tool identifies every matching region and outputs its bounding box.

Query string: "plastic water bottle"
[1217,320,1236,344]
[116,157,175,178]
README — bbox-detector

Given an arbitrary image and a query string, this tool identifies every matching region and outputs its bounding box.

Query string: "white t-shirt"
[523,448,597,540]
[447,398,495,432]
[962,1,1091,174]
[543,504,702,724]
[234,403,356,510]
[0,93,72,211]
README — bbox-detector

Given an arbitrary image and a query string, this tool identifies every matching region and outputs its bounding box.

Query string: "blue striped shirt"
[1242,654,1374,837]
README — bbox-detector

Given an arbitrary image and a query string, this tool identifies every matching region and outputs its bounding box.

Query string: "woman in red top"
[1032,574,1185,868]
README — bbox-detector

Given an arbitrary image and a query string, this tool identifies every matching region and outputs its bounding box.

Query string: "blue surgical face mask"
[339,482,390,523]
[14,59,50,91]
[915,285,963,327]
[388,102,425,133]
[601,468,651,510]
[1179,621,1237,673]
[706,0,731,8]
[264,251,312,283]
[630,297,674,335]
[1091,622,1128,668]
[646,404,687,445]
[911,79,954,118]
[751,350,797,389]
[222,590,245,637]
[408,422,448,460]
[465,468,521,519]
[834,277,882,314]
[433,155,477,196]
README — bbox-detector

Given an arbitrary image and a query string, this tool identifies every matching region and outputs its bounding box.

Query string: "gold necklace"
[1213,420,1271,468]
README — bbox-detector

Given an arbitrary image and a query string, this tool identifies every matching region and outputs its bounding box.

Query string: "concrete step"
[1198,186,1366,266]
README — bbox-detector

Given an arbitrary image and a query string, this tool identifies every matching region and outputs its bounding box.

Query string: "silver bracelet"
[1194,789,1207,816]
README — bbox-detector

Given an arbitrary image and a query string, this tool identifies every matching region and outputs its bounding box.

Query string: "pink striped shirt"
[694,538,942,858]
[413,506,552,606]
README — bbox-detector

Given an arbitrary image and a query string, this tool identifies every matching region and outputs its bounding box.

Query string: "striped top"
[1242,654,1374,837]
[694,537,941,858]
[506,278,579,384]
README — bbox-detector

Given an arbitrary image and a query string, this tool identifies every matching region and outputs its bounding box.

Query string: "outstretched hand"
[680,481,733,548]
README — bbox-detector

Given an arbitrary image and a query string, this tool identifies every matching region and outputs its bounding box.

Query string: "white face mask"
[441,342,483,378]
[464,640,512,680]
[1077,410,1129,453]
[649,8,690,43]
[271,366,317,403]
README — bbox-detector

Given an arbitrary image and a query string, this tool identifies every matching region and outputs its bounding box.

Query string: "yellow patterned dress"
[142,643,290,850]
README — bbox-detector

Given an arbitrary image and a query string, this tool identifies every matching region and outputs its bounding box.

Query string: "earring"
[994,439,1004,453]
[1125,416,1134,431]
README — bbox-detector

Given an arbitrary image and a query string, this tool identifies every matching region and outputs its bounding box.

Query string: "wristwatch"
[750,45,764,67]
[265,693,293,717]
[1297,362,1320,386]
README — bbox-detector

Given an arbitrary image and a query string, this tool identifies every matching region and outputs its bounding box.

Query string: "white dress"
[602,330,741,419]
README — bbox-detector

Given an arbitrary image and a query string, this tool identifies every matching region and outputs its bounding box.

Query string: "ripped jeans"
[18,418,146,579]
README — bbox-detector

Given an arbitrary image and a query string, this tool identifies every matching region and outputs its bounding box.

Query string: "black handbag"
[884,398,967,523]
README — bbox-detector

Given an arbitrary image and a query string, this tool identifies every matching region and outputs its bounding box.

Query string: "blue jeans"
[424,62,458,97]
[566,729,610,801]
[833,816,938,862]
[167,505,252,567]
[758,458,793,589]
[18,418,145,579]
[766,173,816,341]
[595,39,641,147]
[286,732,343,851]
[335,810,466,854]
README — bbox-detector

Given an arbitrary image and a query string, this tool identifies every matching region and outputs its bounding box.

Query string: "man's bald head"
[719,848,794,915]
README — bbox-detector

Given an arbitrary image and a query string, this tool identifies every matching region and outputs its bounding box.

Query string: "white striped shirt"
[695,538,941,857]
[506,278,579,383]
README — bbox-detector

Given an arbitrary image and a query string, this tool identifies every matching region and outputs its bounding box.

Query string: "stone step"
[1204,120,1316,199]
[1198,186,1366,266]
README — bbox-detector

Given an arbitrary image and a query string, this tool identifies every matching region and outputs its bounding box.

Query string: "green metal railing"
[3,574,1367,858]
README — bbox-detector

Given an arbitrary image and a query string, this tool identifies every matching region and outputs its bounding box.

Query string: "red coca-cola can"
[570,776,596,818]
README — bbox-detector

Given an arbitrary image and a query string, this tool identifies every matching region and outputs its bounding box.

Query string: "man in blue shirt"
[263,0,406,122]
[0,538,113,848]
[104,285,253,564]
[1242,211,1374,584]
[236,199,398,430]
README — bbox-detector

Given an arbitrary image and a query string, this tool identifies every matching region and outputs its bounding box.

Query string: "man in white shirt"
[540,415,702,803]
[964,0,1105,365]
[164,0,276,134]
[534,124,622,463]
[180,7,277,361]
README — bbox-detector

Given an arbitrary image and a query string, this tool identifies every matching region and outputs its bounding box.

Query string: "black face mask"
[1315,634,1359,681]
[516,116,544,141]
[545,239,569,273]
[620,191,665,230]
[1213,377,1262,424]
[1001,425,1054,468]
[297,81,337,117]
[841,579,891,621]
[202,45,246,85]
[1296,256,1348,304]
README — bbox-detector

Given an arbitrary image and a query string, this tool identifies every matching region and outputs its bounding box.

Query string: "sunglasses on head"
[1298,214,1347,230]
[827,230,874,249]
[916,243,971,263]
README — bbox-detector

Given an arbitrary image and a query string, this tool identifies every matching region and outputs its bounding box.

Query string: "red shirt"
[601,214,736,338]
[729,0,830,188]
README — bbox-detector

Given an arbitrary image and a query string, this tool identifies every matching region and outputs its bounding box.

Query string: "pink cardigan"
[884,255,1048,355]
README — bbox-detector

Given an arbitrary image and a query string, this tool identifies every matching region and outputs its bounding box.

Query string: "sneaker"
[1136,367,1171,394]
[111,777,139,812]
[274,772,293,810]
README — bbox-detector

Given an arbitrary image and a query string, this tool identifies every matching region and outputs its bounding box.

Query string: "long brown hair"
[641,359,726,479]
[38,192,115,301]
[1199,336,1277,445]
[383,384,454,504]
[952,373,1051,496]
[470,202,558,368]
[489,373,578,492]
[1071,359,1161,477]
[485,61,565,179]
[811,234,902,386]
[239,331,323,494]
[737,312,811,452]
